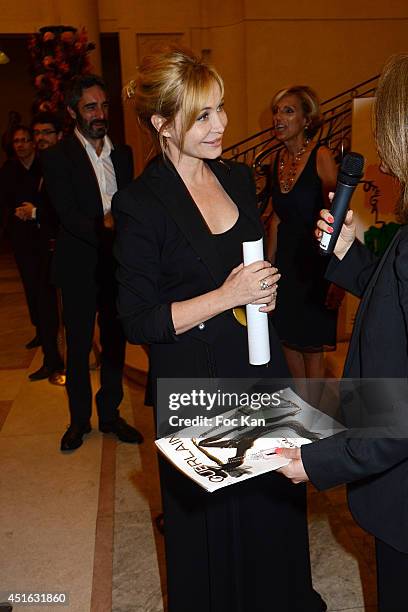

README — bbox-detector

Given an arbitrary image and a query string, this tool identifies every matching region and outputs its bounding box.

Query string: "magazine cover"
[155,387,344,492]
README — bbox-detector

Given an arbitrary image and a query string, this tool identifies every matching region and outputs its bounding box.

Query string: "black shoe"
[60,422,92,451]
[25,334,41,349]
[99,416,144,444]
[29,365,51,381]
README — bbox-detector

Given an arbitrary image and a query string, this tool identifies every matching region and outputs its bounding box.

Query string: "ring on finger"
[260,279,270,290]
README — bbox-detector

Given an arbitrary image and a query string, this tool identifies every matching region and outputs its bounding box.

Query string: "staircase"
[223,75,379,214]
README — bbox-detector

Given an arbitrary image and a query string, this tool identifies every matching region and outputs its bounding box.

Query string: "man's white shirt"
[74,127,117,215]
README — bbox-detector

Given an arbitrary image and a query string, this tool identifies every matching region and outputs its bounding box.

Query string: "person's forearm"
[334,237,354,261]
[171,285,233,335]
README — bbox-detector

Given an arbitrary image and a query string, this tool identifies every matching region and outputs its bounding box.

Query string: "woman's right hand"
[220,261,280,310]
[316,208,356,261]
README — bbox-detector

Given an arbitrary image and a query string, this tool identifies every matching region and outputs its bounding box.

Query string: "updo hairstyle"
[124,46,224,154]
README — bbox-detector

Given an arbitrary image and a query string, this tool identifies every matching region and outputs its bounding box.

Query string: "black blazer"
[33,181,60,246]
[302,227,408,552]
[0,157,42,232]
[112,155,288,382]
[41,135,133,287]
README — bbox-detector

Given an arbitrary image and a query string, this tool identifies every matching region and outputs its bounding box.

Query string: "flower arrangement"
[28,25,95,116]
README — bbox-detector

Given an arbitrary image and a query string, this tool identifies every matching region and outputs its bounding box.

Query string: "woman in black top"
[267,86,339,403]
[113,48,326,612]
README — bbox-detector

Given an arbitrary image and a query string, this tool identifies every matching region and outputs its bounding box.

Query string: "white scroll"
[242,237,271,365]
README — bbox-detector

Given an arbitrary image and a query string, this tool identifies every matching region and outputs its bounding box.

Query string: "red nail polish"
[328,216,334,223]
[275,448,282,454]
[328,227,334,233]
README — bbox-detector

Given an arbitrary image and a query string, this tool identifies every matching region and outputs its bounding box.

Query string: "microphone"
[319,151,365,255]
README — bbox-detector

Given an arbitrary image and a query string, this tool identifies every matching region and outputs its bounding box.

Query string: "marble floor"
[0,242,377,612]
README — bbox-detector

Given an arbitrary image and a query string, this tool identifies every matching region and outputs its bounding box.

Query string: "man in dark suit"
[15,112,65,384]
[41,74,143,451]
[0,125,42,349]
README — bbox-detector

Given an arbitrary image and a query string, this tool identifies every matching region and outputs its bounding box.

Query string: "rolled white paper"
[242,237,271,365]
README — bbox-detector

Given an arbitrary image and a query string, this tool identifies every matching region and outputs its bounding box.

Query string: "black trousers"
[10,219,41,328]
[37,242,63,371]
[61,267,126,426]
[376,538,408,612]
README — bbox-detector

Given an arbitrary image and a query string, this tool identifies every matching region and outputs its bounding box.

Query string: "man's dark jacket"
[40,135,133,287]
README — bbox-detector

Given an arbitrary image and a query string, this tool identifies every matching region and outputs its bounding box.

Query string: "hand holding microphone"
[317,208,356,261]
[319,152,364,256]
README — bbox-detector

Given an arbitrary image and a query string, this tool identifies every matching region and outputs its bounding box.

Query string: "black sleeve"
[302,432,408,491]
[0,161,16,211]
[41,147,99,247]
[113,186,178,345]
[326,239,379,298]
[123,145,134,185]
[395,233,408,336]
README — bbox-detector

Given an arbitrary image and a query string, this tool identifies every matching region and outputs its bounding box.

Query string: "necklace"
[278,139,310,193]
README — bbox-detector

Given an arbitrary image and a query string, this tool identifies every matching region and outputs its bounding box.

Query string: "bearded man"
[41,74,143,451]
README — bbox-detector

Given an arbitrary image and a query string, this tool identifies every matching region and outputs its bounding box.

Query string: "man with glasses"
[0,125,42,349]
[15,113,65,384]
[41,74,143,451]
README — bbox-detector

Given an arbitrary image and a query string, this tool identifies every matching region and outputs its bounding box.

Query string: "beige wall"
[1,0,408,170]
[245,13,408,136]
[99,0,408,166]
[0,0,101,70]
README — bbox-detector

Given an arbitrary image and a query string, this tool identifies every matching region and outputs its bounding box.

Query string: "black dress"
[272,146,337,352]
[113,156,325,612]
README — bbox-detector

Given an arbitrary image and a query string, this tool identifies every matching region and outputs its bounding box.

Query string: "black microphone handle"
[319,183,356,256]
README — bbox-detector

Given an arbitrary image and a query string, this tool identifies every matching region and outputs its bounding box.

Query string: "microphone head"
[339,151,365,186]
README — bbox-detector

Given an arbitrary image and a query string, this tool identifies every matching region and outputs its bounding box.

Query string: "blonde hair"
[374,53,408,223]
[271,85,322,137]
[124,46,224,155]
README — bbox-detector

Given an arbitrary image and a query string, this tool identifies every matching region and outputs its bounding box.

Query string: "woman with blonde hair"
[113,47,326,612]
[267,85,340,403]
[278,54,408,612]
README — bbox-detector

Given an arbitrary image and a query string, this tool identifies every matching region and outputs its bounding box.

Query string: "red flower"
[29,26,95,116]
[49,76,59,91]
[43,55,54,68]
[28,37,37,50]
[43,31,55,42]
[39,101,52,112]
[60,31,74,43]
[34,74,45,88]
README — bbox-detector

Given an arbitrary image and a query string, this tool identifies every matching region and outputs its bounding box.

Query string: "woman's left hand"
[252,281,278,313]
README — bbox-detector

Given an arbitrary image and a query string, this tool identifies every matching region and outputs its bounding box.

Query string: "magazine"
[155,387,344,493]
